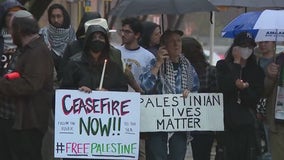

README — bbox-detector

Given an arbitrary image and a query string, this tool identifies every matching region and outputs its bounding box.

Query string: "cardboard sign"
[54,90,140,159]
[140,93,224,132]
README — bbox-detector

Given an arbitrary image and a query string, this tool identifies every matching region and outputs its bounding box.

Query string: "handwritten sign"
[54,90,140,159]
[140,93,224,132]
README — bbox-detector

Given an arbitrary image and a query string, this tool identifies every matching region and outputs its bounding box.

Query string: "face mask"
[89,40,105,53]
[239,47,253,59]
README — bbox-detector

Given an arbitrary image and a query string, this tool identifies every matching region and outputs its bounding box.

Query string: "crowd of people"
[0,1,284,160]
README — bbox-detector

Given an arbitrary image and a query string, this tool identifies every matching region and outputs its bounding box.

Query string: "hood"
[1,0,25,12]
[76,12,101,39]
[139,21,160,48]
[0,0,26,28]
[81,25,109,62]
[83,25,107,51]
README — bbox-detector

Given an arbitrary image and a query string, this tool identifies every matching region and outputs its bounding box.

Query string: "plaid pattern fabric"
[159,55,194,94]
[198,65,218,93]
[140,55,199,94]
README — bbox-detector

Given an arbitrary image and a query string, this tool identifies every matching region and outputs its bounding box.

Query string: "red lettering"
[61,94,131,116]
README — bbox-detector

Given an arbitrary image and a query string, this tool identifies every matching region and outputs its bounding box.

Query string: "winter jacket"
[60,59,127,92]
[0,36,54,133]
[216,60,264,129]
[61,25,127,92]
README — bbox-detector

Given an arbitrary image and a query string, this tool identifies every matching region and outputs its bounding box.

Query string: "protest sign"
[140,93,224,132]
[54,90,140,159]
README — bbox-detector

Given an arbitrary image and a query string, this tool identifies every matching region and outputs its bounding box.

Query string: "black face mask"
[89,40,106,53]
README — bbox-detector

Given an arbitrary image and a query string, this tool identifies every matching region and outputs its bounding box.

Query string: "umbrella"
[210,0,284,8]
[222,9,284,41]
[109,0,218,17]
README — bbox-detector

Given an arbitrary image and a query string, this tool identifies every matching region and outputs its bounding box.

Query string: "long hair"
[47,3,70,29]
[182,37,208,74]
[139,21,160,49]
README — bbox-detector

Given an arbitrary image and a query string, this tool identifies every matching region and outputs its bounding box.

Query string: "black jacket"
[216,60,264,129]
[60,59,127,91]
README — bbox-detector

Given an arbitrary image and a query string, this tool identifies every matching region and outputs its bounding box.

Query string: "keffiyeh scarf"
[159,54,193,94]
[46,24,76,57]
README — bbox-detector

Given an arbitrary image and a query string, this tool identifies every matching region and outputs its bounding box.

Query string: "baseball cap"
[160,29,184,44]
[84,18,109,33]
[233,32,256,47]
[85,25,107,37]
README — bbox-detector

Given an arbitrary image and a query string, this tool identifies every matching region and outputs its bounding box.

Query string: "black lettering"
[172,96,179,107]
[194,118,201,128]
[194,107,201,116]
[145,98,155,108]
[157,119,165,130]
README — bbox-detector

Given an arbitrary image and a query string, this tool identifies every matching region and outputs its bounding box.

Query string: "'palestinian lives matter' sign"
[140,93,224,132]
[54,90,140,159]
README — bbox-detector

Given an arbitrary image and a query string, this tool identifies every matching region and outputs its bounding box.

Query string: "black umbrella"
[110,0,218,17]
[210,0,284,8]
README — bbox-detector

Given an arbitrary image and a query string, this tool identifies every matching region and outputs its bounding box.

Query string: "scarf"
[159,54,193,94]
[46,24,76,57]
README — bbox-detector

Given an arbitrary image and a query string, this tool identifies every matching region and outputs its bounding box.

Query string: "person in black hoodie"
[216,32,264,160]
[60,24,127,92]
[60,15,123,80]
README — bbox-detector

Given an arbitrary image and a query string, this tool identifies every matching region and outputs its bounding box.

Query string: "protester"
[0,10,54,160]
[254,41,276,159]
[216,32,264,160]
[262,44,284,159]
[140,30,199,160]
[116,17,155,160]
[182,37,217,160]
[0,0,25,75]
[257,41,275,72]
[60,23,128,92]
[117,17,155,93]
[62,17,123,73]
[40,3,76,76]
[139,21,161,56]
[0,1,26,159]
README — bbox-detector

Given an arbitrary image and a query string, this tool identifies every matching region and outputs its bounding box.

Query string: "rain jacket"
[61,12,123,79]
[60,25,127,91]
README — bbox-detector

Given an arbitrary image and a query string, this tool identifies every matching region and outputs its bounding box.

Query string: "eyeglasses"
[119,29,134,35]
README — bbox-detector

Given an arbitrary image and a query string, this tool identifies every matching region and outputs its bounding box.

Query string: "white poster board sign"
[54,89,140,159]
[140,93,224,132]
